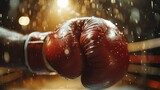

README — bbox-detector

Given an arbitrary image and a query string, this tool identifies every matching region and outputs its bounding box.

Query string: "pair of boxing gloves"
[25,17,129,89]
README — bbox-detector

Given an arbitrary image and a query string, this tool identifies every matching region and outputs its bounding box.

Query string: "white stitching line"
[24,32,40,73]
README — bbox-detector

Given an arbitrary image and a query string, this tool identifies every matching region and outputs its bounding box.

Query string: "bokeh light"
[18,16,30,26]
[57,0,68,8]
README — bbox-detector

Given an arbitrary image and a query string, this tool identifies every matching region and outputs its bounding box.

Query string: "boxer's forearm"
[0,27,27,68]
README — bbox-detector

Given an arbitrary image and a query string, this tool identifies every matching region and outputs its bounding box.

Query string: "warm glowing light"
[128,38,160,52]
[18,16,30,26]
[57,0,68,8]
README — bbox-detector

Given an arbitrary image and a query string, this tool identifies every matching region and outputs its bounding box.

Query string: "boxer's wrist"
[24,32,55,74]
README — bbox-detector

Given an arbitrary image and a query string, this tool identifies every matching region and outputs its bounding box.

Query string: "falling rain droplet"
[64,48,70,55]
[151,1,154,9]
[130,8,140,24]
[155,13,160,22]
[111,0,116,4]
[4,51,10,63]
[136,27,142,36]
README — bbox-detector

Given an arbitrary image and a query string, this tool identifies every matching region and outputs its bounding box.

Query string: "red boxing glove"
[25,17,129,89]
